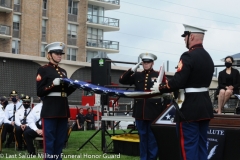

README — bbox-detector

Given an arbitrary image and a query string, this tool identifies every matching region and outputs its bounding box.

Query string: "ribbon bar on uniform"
[47,92,67,97]
[185,87,208,93]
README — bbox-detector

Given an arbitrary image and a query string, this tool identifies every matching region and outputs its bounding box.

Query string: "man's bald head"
[185,33,204,49]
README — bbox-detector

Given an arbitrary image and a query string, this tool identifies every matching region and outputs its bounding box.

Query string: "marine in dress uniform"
[119,53,166,160]
[76,108,85,131]
[1,91,22,148]
[36,42,76,160]
[23,102,43,155]
[151,24,214,160]
[15,95,31,151]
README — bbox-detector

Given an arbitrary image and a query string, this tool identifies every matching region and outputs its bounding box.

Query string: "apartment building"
[0,0,126,103]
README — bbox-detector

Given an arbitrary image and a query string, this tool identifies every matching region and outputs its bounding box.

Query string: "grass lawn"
[0,130,140,160]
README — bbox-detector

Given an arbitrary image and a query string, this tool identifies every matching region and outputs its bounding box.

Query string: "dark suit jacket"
[217,68,240,95]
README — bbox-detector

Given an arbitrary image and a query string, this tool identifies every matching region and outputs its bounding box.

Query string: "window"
[88,5,104,23]
[68,24,77,38]
[87,51,98,62]
[12,40,20,54]
[42,0,47,9]
[87,27,103,40]
[14,0,20,4]
[67,48,77,61]
[68,0,78,15]
[41,44,46,57]
[42,20,46,34]
[13,15,20,30]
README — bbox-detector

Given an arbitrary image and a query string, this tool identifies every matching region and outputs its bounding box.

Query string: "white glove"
[131,61,142,72]
[150,82,160,93]
[53,78,61,86]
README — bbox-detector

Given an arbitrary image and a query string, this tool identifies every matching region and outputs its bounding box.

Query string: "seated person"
[0,106,4,126]
[216,56,240,114]
[15,95,32,151]
[23,101,43,155]
[2,90,22,148]
[85,108,97,130]
[0,96,8,111]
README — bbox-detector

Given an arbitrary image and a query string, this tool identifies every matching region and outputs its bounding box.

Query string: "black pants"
[23,128,42,154]
[15,125,29,149]
[78,123,84,131]
[87,123,95,130]
[1,123,14,145]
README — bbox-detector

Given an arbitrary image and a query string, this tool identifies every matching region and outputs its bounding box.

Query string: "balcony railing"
[67,37,77,46]
[0,0,12,8]
[95,0,120,5]
[86,38,119,50]
[13,30,19,38]
[0,24,10,35]
[14,4,21,12]
[42,9,47,17]
[87,14,119,27]
[42,34,46,42]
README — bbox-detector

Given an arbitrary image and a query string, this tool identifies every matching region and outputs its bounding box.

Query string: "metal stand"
[77,94,112,152]
[77,86,136,152]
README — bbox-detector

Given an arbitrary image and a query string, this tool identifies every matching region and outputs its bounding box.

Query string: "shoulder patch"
[36,74,42,81]
[177,60,183,72]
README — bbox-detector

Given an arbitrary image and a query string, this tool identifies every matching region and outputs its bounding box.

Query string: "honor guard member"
[151,24,214,160]
[1,91,22,148]
[36,42,76,160]
[24,101,43,155]
[15,95,32,151]
[119,53,167,160]
[0,96,8,110]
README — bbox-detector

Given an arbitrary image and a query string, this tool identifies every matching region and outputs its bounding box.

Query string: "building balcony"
[86,38,119,53]
[87,14,119,32]
[88,0,120,10]
[13,4,21,12]
[0,0,12,13]
[0,24,11,39]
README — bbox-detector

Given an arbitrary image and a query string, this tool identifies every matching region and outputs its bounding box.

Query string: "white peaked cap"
[45,42,65,53]
[181,24,207,37]
[139,53,157,62]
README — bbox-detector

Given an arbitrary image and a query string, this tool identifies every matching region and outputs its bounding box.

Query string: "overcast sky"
[104,0,240,73]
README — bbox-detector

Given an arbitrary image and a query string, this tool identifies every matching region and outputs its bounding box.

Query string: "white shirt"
[15,107,31,127]
[0,106,4,125]
[4,101,22,124]
[27,103,42,131]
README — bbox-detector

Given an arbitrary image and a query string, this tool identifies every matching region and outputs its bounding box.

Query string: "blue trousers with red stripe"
[42,118,68,160]
[136,119,158,160]
[177,120,209,160]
